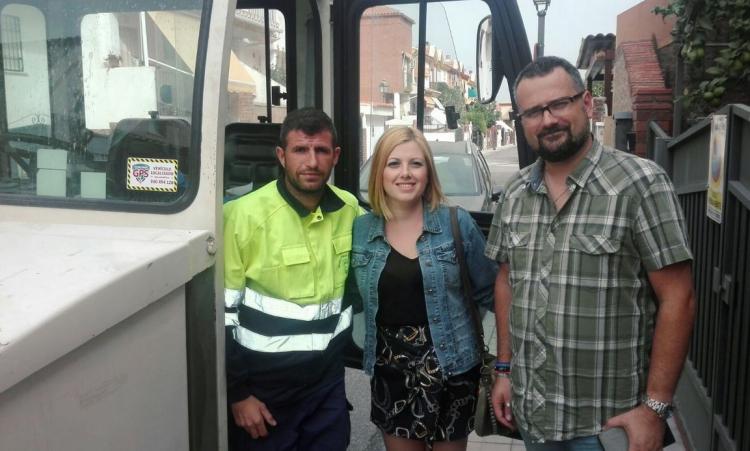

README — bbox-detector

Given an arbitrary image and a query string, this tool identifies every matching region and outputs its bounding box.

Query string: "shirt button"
[439,344,446,350]
[426,261,432,266]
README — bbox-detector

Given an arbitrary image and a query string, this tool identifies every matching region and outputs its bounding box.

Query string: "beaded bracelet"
[494,360,511,372]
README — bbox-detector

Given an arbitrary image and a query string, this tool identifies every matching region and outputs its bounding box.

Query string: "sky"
[395,0,647,101]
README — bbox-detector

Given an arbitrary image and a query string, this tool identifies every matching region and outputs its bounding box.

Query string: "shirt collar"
[276,176,345,217]
[524,137,603,193]
[366,202,442,242]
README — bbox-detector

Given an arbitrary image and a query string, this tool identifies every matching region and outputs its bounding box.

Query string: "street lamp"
[533,0,551,58]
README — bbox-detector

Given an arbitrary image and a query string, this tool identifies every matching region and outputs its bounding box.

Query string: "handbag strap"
[448,207,486,345]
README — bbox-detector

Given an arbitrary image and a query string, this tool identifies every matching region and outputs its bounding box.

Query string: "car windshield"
[432,154,480,195]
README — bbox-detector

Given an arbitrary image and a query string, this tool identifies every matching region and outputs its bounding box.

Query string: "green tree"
[591,80,604,98]
[270,64,286,86]
[462,101,498,134]
[654,0,750,119]
[435,82,466,115]
[434,82,499,134]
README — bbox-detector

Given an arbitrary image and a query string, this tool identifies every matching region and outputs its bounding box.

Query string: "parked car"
[359,140,501,212]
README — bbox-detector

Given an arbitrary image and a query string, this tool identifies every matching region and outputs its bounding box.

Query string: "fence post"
[652,136,672,176]
[647,120,672,176]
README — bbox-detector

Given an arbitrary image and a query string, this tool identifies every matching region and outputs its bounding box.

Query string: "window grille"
[2,15,24,72]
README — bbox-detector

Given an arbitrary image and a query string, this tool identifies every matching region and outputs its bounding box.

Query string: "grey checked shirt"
[485,141,693,442]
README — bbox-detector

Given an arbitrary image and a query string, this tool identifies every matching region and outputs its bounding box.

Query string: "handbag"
[449,207,521,439]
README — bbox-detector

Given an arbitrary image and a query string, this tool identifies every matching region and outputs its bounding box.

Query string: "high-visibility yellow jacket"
[223,178,360,405]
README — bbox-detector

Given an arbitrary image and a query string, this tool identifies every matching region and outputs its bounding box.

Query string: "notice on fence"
[707,114,727,224]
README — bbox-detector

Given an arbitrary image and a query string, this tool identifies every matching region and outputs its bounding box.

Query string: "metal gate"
[650,104,750,451]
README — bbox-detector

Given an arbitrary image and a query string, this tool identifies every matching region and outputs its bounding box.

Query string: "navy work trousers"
[228,377,350,451]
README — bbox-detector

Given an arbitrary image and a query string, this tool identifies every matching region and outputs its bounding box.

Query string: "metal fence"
[649,104,750,451]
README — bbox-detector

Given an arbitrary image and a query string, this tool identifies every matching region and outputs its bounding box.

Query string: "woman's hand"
[490,375,516,430]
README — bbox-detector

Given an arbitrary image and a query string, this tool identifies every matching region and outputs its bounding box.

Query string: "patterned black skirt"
[370,325,480,443]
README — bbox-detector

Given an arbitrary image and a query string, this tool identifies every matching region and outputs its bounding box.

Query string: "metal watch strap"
[642,396,673,419]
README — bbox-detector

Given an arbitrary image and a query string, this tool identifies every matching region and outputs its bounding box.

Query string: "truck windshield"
[0,0,204,207]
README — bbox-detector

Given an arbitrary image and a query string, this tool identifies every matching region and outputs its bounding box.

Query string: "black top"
[377,248,428,326]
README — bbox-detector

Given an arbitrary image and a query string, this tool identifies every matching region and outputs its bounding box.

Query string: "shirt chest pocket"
[506,231,531,283]
[568,234,624,282]
[350,249,372,291]
[278,245,314,299]
[435,242,461,288]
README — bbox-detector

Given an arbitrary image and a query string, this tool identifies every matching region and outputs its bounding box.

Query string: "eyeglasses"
[513,91,585,123]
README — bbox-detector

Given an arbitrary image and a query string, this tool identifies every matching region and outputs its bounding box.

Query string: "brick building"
[612,0,676,156]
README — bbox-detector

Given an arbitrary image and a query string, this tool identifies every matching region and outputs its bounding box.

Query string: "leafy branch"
[654,0,750,114]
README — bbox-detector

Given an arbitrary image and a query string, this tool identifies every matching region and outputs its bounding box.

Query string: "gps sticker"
[126,157,178,192]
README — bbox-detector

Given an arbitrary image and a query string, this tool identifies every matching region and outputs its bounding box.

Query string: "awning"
[228,54,286,103]
[228,51,256,94]
[496,120,513,132]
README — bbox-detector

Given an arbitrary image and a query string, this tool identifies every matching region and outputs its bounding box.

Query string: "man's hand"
[231,395,277,439]
[604,405,665,451]
[490,376,515,430]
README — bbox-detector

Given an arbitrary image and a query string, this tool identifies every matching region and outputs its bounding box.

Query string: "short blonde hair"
[368,127,445,220]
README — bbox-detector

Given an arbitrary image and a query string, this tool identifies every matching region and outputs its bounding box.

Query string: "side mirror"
[271,86,288,106]
[446,106,460,129]
[476,16,494,103]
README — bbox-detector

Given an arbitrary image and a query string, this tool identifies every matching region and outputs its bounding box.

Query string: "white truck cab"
[0,0,530,449]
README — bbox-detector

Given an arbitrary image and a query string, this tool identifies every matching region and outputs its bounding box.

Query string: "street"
[483,144,522,191]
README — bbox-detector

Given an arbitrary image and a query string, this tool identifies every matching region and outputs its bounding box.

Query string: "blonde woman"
[347,127,497,451]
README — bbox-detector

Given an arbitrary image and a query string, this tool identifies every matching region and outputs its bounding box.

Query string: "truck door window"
[358,1,503,213]
[0,0,205,209]
[226,9,287,124]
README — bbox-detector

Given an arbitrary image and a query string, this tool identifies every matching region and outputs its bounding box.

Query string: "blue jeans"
[520,430,604,451]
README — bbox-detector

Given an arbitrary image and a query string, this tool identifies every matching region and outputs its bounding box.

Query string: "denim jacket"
[349,205,498,376]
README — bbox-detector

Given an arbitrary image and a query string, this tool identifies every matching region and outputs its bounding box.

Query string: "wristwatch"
[642,396,673,419]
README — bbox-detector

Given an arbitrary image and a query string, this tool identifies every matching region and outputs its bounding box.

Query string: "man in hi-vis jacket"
[224,108,361,451]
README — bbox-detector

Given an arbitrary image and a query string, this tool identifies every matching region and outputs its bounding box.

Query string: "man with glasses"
[484,56,696,451]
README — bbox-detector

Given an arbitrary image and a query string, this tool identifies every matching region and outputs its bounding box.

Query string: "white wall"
[80,14,157,130]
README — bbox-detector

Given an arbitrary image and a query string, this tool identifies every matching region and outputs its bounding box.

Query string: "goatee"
[535,125,589,163]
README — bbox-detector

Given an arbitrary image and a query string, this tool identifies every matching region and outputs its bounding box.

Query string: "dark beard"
[535,125,589,163]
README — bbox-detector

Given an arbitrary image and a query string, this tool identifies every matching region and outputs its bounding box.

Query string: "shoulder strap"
[449,207,486,344]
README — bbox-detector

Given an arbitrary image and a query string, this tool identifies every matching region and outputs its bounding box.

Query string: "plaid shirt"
[485,141,693,442]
